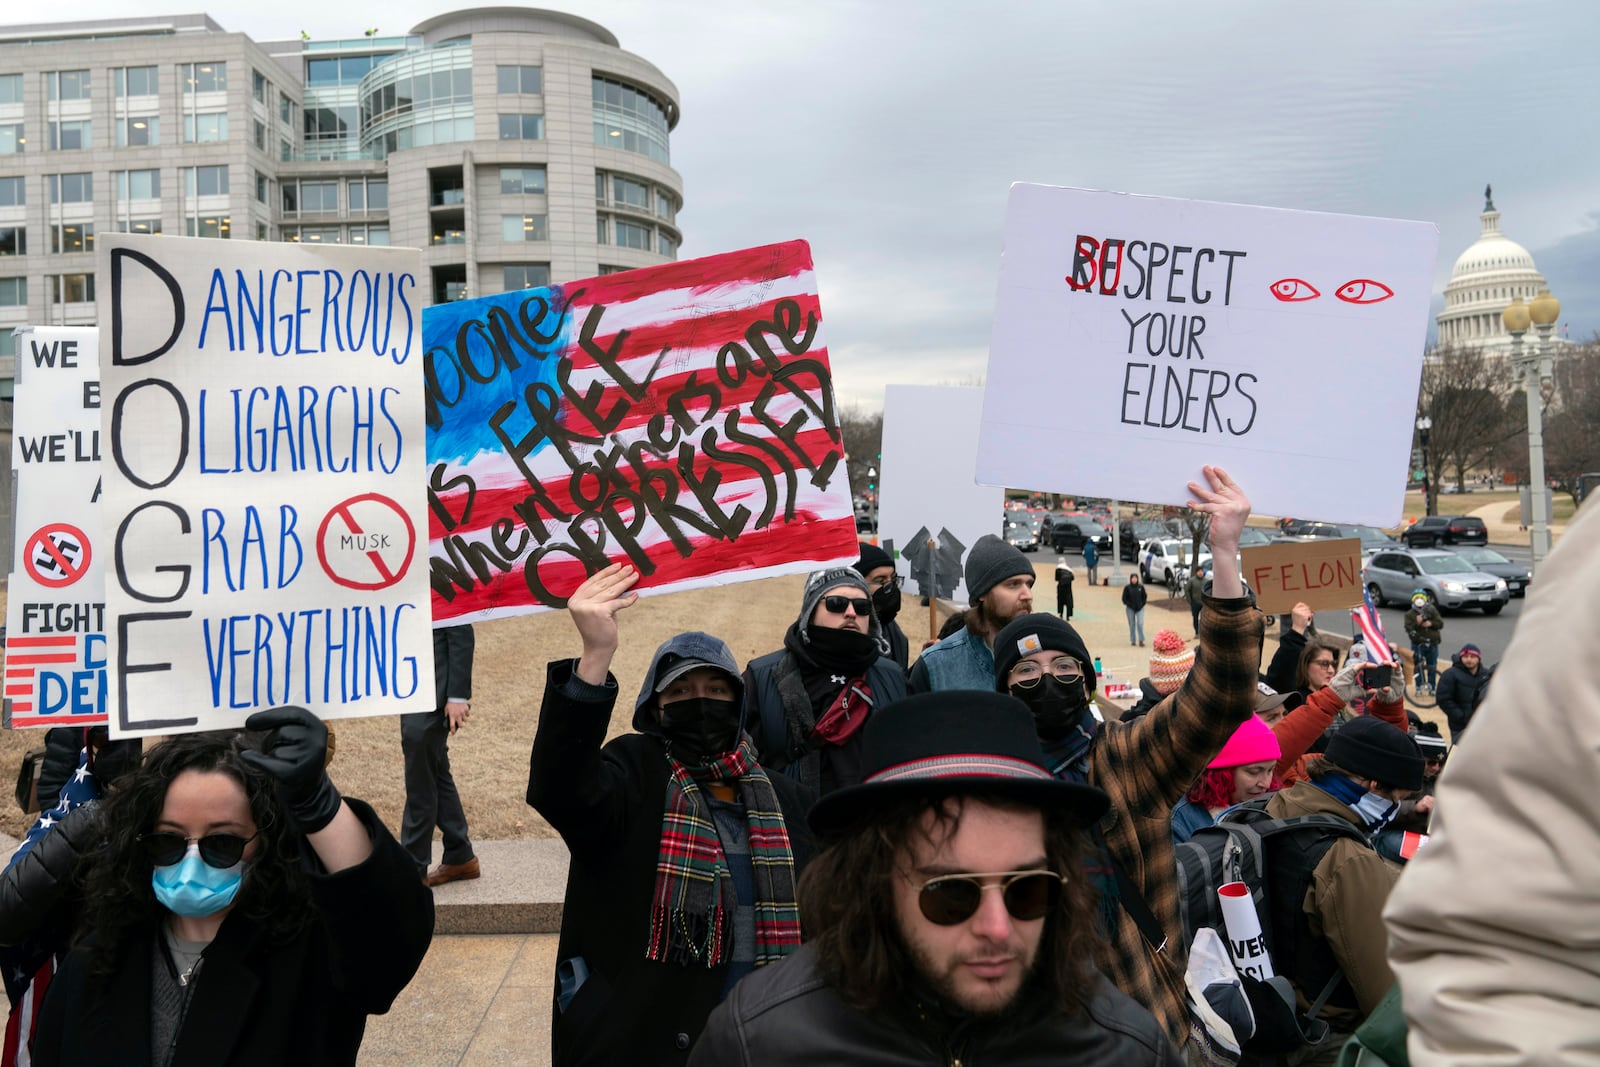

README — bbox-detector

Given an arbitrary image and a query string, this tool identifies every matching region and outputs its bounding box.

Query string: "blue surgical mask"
[1352,789,1400,831]
[151,845,243,918]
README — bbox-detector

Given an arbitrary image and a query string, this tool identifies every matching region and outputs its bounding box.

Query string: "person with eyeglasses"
[31,710,433,1066]
[984,466,1269,1063]
[690,691,1180,1064]
[744,566,907,796]
[853,542,910,671]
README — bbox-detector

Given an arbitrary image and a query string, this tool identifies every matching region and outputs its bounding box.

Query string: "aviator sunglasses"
[822,595,872,615]
[917,869,1068,926]
[139,831,259,869]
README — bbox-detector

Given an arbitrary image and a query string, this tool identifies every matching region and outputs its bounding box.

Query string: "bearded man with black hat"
[1264,715,1424,1043]
[986,465,1265,1064]
[690,691,1181,1064]
[527,563,816,1067]
[854,541,910,670]
[745,566,908,796]
[909,533,1037,693]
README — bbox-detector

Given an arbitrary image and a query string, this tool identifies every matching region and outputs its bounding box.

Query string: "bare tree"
[838,405,883,501]
[1417,346,1520,506]
[1543,339,1600,504]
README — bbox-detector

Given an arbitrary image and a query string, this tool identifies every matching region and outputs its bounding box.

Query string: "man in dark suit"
[402,623,479,885]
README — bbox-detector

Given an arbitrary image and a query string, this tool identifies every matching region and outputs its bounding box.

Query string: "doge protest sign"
[4,327,107,728]
[977,185,1438,527]
[424,240,856,623]
[97,234,434,738]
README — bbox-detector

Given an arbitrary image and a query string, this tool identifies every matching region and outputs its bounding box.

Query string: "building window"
[611,175,649,210]
[0,227,23,255]
[592,75,670,164]
[0,176,22,206]
[307,55,375,88]
[431,227,465,246]
[0,74,21,104]
[656,189,676,222]
[48,172,93,204]
[498,114,543,141]
[255,171,268,203]
[115,218,161,235]
[500,167,546,195]
[349,179,387,212]
[503,264,550,290]
[115,66,158,97]
[184,165,228,197]
[184,216,230,239]
[348,224,389,246]
[658,232,677,257]
[0,327,15,357]
[597,264,630,276]
[183,113,228,143]
[496,65,542,94]
[595,216,607,244]
[48,274,94,303]
[115,169,161,201]
[50,222,94,254]
[0,123,21,154]
[298,180,338,212]
[49,120,92,151]
[252,68,267,103]
[181,63,227,95]
[304,105,356,142]
[293,226,341,244]
[46,70,91,101]
[279,92,293,124]
[501,214,548,242]
[614,219,651,250]
[116,116,159,147]
[253,119,265,149]
[0,277,24,307]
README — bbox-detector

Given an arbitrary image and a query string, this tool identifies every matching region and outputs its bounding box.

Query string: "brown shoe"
[424,857,481,887]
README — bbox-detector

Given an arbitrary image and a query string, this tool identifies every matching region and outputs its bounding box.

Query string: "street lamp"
[1502,288,1561,573]
[1415,415,1433,516]
[866,466,878,535]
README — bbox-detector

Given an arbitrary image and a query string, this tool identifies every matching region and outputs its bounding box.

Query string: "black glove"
[241,706,342,834]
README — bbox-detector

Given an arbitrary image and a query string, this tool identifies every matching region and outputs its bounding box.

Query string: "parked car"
[1050,519,1111,554]
[1400,515,1488,548]
[1237,526,1273,548]
[1364,547,1508,614]
[1140,538,1212,586]
[1003,516,1040,553]
[1274,522,1398,555]
[1119,519,1172,561]
[1450,545,1531,597]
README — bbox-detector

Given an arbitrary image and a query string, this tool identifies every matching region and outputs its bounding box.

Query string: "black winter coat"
[1121,583,1148,611]
[527,660,817,1067]
[690,944,1181,1065]
[32,799,432,1066]
[0,801,100,951]
[1435,655,1492,740]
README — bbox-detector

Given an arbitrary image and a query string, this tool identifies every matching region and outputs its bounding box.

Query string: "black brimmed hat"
[808,691,1110,839]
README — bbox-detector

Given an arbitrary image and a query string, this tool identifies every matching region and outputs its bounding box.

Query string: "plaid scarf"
[646,735,801,969]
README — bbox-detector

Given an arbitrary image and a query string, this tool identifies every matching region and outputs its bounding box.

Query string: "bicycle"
[1394,670,1438,709]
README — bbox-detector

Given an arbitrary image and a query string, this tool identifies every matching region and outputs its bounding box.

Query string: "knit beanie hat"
[1148,630,1195,694]
[854,541,894,575]
[992,613,1097,693]
[1325,716,1424,792]
[797,567,880,645]
[964,534,1033,603]
[1459,643,1480,656]
[1207,715,1281,769]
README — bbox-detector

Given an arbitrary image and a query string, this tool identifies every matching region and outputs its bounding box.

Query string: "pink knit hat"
[1148,630,1194,694]
[1207,716,1281,769]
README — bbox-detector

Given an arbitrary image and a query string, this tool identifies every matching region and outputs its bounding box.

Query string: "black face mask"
[871,582,902,625]
[806,624,879,668]
[658,697,742,766]
[1009,675,1090,741]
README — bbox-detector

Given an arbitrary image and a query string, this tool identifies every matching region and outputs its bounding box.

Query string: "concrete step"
[424,837,569,935]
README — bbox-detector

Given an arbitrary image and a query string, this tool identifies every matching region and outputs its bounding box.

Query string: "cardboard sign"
[422,241,855,622]
[977,185,1438,526]
[1242,538,1363,613]
[877,386,1005,608]
[4,327,107,728]
[96,234,434,738]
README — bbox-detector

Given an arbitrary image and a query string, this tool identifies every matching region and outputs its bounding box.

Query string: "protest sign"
[3,327,106,728]
[97,234,434,738]
[424,240,855,623]
[977,185,1438,526]
[1242,538,1363,613]
[877,386,1005,615]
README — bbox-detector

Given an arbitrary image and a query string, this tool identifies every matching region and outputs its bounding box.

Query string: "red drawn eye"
[1269,278,1320,302]
[1335,279,1394,304]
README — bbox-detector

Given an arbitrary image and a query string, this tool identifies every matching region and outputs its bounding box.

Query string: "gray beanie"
[965,534,1034,603]
[797,567,884,649]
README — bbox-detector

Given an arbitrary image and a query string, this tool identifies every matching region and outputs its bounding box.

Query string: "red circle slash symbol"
[316,493,417,591]
[24,523,92,588]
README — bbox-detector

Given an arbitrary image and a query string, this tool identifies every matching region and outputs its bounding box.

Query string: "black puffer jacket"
[0,802,101,949]
[1435,654,1492,740]
[690,944,1181,1065]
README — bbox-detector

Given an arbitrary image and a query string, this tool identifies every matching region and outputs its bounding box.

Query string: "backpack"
[1174,800,1372,1053]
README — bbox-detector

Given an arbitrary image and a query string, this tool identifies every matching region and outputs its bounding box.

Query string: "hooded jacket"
[527,636,817,1067]
[1434,652,1491,740]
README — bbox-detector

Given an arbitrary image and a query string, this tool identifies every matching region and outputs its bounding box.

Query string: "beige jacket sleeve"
[1385,500,1600,1066]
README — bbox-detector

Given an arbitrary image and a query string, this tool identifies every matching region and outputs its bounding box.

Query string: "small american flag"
[1351,587,1391,664]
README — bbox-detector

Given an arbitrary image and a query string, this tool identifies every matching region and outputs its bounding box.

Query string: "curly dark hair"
[77,730,312,974]
[798,792,1098,1016]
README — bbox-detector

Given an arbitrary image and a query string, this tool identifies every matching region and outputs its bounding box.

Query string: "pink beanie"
[1207,716,1281,769]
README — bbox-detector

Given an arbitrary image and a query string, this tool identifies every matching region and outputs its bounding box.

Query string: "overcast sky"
[35,0,1600,409]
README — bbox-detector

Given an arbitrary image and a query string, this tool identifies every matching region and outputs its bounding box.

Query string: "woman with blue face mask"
[31,709,433,1066]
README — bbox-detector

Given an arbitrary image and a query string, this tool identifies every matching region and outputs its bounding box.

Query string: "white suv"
[1140,538,1212,586]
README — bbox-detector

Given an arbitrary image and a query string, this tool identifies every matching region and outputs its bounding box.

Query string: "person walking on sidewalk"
[1083,537,1100,586]
[1403,592,1444,694]
[1121,573,1148,646]
[1056,558,1076,619]
[401,623,480,887]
